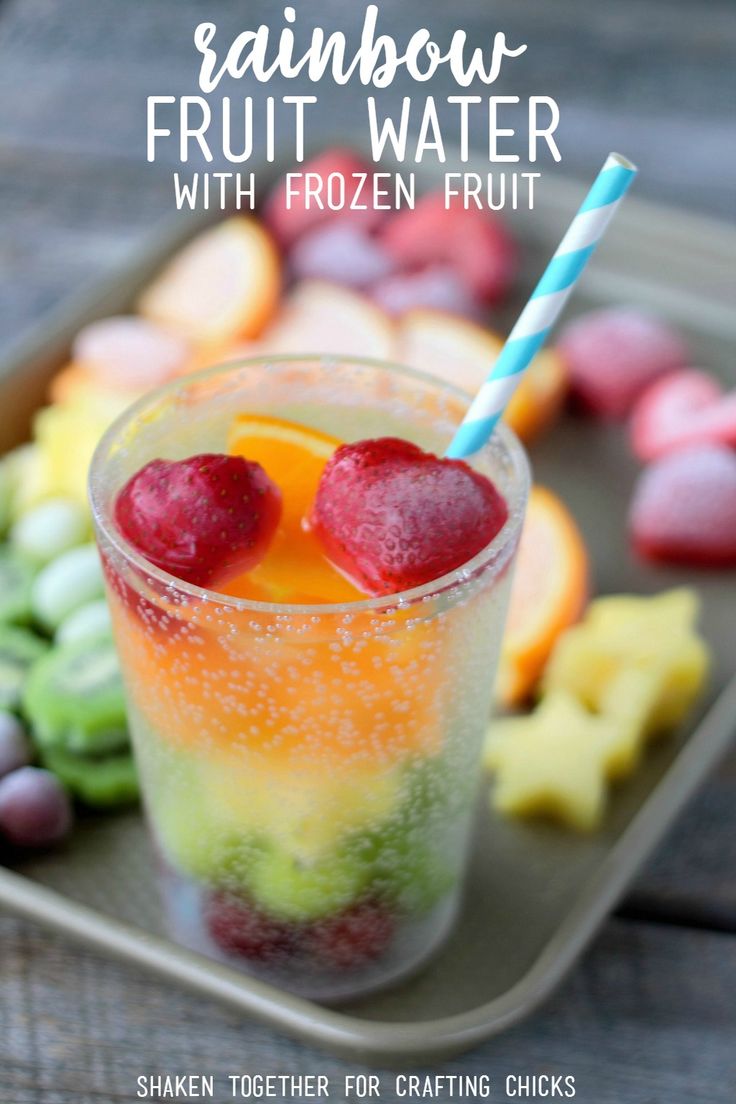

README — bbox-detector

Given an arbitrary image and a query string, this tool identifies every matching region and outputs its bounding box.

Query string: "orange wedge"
[138,217,281,347]
[497,485,589,707]
[226,414,361,604]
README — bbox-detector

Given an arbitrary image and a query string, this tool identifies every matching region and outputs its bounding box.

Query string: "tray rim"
[1,165,736,1063]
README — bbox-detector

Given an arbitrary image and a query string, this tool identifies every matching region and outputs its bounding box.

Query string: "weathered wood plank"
[0,0,734,215]
[1,911,734,1102]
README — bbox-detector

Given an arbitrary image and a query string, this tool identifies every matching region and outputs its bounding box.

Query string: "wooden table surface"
[1,2,735,1101]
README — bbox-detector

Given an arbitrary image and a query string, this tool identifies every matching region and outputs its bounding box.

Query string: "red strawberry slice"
[114,453,281,588]
[629,444,736,568]
[311,437,509,596]
[205,891,297,962]
[262,148,386,250]
[630,369,736,461]
[378,191,517,305]
[305,900,395,970]
[558,308,688,418]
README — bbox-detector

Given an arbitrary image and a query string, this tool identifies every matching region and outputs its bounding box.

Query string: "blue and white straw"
[446,153,638,459]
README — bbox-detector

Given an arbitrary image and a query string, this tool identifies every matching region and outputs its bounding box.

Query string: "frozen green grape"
[11,497,88,566]
[31,543,104,631]
[56,599,112,645]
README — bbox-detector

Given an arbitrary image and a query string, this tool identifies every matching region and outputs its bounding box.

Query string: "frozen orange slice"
[497,485,589,707]
[226,414,362,604]
[138,217,281,347]
[504,348,568,442]
[396,310,567,442]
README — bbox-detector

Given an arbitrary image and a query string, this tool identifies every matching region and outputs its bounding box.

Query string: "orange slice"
[504,348,568,442]
[226,414,362,604]
[497,485,589,707]
[138,217,281,347]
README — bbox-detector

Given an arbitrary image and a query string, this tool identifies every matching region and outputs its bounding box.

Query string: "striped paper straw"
[446,152,637,459]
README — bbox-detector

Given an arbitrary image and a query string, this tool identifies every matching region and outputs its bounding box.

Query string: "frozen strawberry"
[378,192,517,305]
[630,369,736,461]
[370,265,481,320]
[289,223,396,289]
[114,454,281,588]
[629,444,736,568]
[558,308,688,418]
[205,891,296,962]
[262,148,386,250]
[311,437,509,596]
[305,900,394,970]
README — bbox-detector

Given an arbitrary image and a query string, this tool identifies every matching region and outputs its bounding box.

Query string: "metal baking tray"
[1,154,735,1064]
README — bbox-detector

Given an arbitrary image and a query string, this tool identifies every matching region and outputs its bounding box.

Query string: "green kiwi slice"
[0,546,35,625]
[0,624,49,710]
[39,746,139,809]
[23,635,129,755]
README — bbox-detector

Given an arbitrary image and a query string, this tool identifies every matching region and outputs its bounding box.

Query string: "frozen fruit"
[0,766,73,848]
[0,711,31,778]
[33,394,132,509]
[205,891,296,961]
[558,308,687,418]
[305,900,395,970]
[629,444,736,568]
[38,746,138,809]
[262,148,385,249]
[379,191,517,304]
[23,635,128,756]
[395,311,567,441]
[31,543,104,632]
[138,217,281,347]
[289,222,396,289]
[542,589,710,753]
[485,691,615,831]
[248,845,369,922]
[497,487,589,707]
[504,349,569,442]
[0,548,35,626]
[371,266,480,320]
[56,599,112,646]
[71,316,190,391]
[311,437,508,596]
[10,496,88,566]
[0,625,49,711]
[0,445,47,526]
[261,279,396,360]
[630,369,736,461]
[114,453,282,588]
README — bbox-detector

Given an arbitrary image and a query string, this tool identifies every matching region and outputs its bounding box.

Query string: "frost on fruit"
[486,588,710,830]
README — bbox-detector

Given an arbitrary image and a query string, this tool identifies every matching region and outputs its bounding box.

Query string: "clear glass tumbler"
[90,356,529,1002]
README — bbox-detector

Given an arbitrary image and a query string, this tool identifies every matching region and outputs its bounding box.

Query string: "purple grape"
[0,767,73,848]
[0,711,31,778]
[370,264,481,320]
[289,223,397,289]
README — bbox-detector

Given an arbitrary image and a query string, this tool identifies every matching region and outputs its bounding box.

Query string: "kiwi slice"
[248,845,369,922]
[39,746,139,809]
[0,624,49,710]
[23,635,129,755]
[0,546,35,625]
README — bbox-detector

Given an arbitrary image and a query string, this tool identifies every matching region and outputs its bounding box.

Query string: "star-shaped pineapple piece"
[485,691,620,831]
[543,588,709,737]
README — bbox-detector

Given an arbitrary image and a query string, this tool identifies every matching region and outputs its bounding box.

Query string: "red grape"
[0,767,73,848]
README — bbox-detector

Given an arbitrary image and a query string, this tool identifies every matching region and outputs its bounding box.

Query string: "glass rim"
[89,353,531,617]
